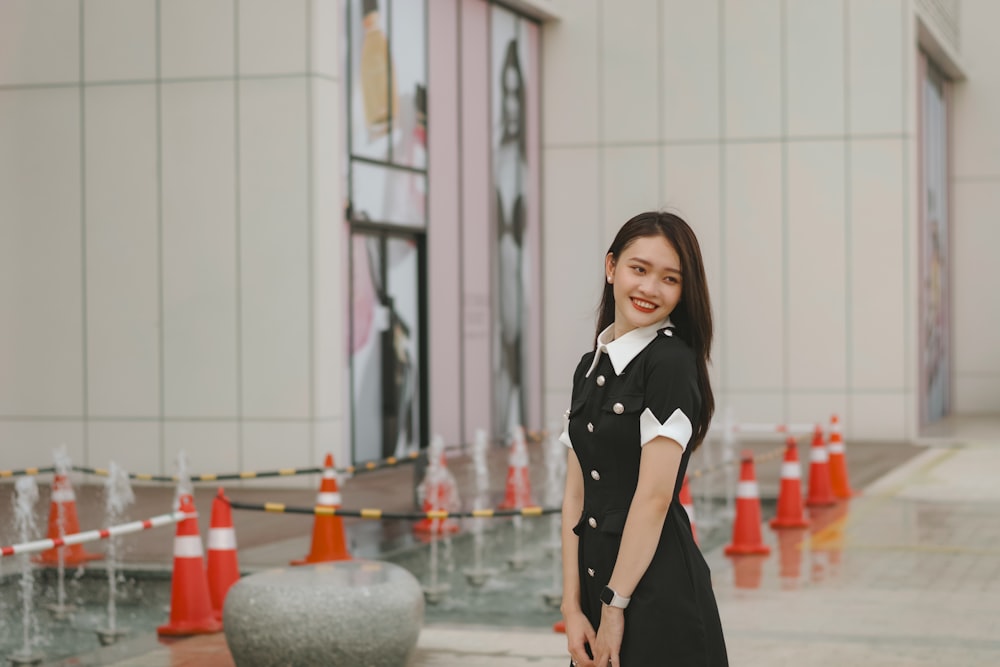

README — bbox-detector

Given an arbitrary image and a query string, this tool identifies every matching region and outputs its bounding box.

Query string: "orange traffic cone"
[413,455,461,536]
[158,494,222,636]
[498,427,533,509]
[805,424,836,507]
[724,450,770,556]
[34,473,102,566]
[827,415,854,499]
[553,620,566,633]
[679,475,698,543]
[206,488,240,622]
[292,454,352,565]
[770,437,809,529]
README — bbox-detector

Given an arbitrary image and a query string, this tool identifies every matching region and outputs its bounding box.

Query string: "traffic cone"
[770,437,809,529]
[679,475,698,543]
[553,620,566,633]
[206,488,240,622]
[498,426,533,509]
[724,451,770,556]
[413,454,461,536]
[827,415,855,499]
[157,494,222,636]
[34,473,102,566]
[292,454,352,565]
[805,424,836,507]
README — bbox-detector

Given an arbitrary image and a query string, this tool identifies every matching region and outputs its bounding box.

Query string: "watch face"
[600,586,614,605]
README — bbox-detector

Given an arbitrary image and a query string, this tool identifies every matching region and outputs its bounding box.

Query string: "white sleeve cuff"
[639,407,692,450]
[559,412,573,449]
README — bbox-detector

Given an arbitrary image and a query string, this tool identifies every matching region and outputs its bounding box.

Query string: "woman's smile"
[631,297,657,313]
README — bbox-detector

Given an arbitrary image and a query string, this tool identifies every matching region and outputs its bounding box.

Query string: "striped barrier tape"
[69,450,422,484]
[0,466,56,479]
[687,444,786,481]
[227,499,558,520]
[0,510,193,558]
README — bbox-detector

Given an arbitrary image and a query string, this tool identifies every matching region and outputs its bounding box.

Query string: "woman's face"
[606,234,683,337]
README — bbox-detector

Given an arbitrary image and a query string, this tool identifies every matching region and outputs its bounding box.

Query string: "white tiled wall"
[239,78,311,419]
[951,0,1000,414]
[83,0,156,82]
[786,141,847,391]
[160,0,235,79]
[0,0,79,86]
[0,88,83,417]
[1,1,345,480]
[238,0,308,76]
[660,0,720,142]
[84,84,160,417]
[543,0,932,439]
[723,143,784,391]
[600,0,659,145]
[785,0,845,137]
[723,0,782,139]
[161,81,240,418]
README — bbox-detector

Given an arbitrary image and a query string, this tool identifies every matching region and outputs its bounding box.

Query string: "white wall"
[0,0,345,479]
[951,0,1000,414]
[541,0,924,440]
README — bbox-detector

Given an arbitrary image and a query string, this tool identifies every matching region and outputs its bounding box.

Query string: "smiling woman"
[558,212,728,667]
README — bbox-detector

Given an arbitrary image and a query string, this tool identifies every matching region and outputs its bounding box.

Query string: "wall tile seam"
[0,73,337,91]
[0,416,338,423]
[79,0,91,465]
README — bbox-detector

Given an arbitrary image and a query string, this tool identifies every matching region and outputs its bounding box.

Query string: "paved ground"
[4,427,1000,666]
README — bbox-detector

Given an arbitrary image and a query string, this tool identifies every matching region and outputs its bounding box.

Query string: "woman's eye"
[632,266,645,274]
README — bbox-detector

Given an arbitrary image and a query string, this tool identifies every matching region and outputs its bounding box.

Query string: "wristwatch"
[600,585,630,609]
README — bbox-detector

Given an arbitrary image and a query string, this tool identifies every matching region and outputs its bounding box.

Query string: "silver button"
[596,375,605,386]
[613,402,624,415]
[587,422,594,432]
[587,568,595,577]
[590,470,601,481]
[588,517,597,529]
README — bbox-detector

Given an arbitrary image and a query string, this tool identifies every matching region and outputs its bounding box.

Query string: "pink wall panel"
[525,20,543,432]
[427,0,462,446]
[460,0,493,443]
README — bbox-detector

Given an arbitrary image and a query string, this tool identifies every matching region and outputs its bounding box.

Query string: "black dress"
[563,323,728,666]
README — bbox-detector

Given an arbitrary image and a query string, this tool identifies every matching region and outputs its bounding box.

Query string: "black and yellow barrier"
[227,499,558,520]
[0,466,56,479]
[70,450,422,484]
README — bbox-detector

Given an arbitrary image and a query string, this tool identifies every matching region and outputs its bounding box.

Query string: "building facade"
[0,0,996,478]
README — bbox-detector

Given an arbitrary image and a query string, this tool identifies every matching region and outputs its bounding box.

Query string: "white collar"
[585,317,674,377]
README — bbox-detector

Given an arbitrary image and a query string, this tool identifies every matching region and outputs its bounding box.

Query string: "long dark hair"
[596,211,715,451]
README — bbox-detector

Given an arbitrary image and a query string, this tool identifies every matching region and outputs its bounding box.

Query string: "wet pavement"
[3,430,999,666]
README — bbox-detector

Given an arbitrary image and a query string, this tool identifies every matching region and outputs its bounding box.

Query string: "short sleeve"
[638,343,699,451]
[559,410,573,449]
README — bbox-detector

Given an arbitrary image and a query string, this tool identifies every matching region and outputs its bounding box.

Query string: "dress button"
[588,517,597,529]
[596,375,605,386]
[590,470,601,481]
[613,402,624,415]
[587,422,594,432]
[587,568,595,577]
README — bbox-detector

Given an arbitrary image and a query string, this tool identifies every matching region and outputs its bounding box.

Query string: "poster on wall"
[350,233,422,461]
[491,7,531,443]
[920,65,951,424]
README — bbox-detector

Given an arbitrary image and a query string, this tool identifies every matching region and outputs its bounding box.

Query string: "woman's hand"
[563,608,597,667]
[592,605,625,667]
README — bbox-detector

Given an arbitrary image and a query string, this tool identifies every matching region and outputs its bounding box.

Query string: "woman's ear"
[605,253,616,284]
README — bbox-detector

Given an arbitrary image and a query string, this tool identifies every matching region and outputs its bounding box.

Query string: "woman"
[559,212,728,666]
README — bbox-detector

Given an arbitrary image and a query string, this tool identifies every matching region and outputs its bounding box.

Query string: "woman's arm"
[592,435,684,667]
[561,449,597,666]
